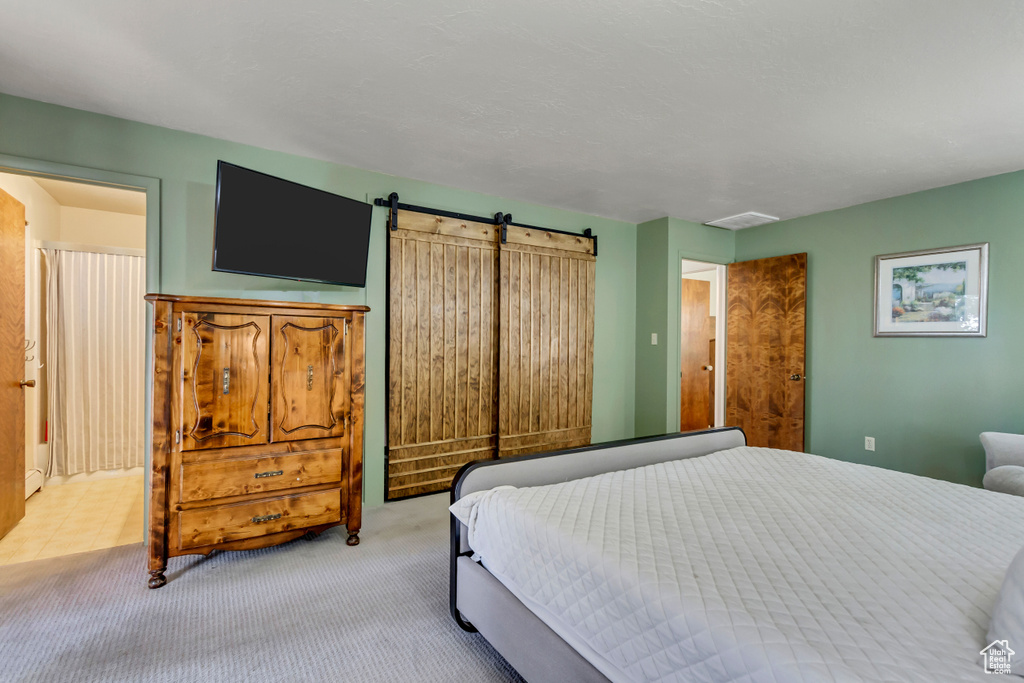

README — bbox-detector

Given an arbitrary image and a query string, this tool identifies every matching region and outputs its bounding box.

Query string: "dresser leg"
[346,532,360,546]
[148,569,167,589]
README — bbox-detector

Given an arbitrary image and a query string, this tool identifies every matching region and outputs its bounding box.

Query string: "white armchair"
[981,432,1024,496]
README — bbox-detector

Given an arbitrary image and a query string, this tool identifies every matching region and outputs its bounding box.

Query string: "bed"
[449,427,1024,682]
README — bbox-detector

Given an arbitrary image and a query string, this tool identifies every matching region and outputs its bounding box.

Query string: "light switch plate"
[651,333,658,345]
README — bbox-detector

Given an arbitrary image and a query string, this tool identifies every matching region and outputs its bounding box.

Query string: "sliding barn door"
[726,253,807,451]
[498,226,595,457]
[387,211,500,499]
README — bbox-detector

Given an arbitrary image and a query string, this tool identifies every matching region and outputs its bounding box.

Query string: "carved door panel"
[181,313,270,450]
[271,315,347,443]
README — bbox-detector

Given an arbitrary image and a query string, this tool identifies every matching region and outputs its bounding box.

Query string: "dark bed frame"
[449,427,748,682]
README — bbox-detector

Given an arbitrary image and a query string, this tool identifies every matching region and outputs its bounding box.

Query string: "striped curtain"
[43,248,146,476]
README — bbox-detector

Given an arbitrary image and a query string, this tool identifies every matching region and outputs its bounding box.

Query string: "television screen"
[213,161,372,287]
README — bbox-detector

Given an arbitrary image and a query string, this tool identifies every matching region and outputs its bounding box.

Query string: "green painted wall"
[635,217,734,436]
[634,219,670,436]
[735,170,1024,486]
[0,93,637,506]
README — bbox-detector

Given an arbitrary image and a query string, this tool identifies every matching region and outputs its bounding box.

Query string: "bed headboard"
[449,427,746,629]
[453,427,746,504]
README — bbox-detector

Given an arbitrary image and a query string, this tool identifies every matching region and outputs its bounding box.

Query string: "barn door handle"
[789,374,804,381]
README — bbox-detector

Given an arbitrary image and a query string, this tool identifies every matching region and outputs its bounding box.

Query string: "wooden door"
[707,337,716,427]
[181,312,270,450]
[726,253,807,451]
[0,188,26,540]
[271,315,348,442]
[387,210,500,499]
[679,279,711,431]
[498,225,595,457]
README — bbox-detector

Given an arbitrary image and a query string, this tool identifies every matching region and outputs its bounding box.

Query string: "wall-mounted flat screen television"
[213,161,373,287]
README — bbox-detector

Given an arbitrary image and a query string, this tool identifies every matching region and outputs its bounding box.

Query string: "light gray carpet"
[0,494,524,683]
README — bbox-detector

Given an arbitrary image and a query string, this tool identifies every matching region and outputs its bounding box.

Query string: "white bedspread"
[456,446,1024,682]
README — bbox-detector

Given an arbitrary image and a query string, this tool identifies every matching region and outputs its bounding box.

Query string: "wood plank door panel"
[726,253,807,451]
[181,312,270,450]
[271,315,347,442]
[498,227,595,458]
[0,188,26,540]
[387,210,500,499]
[679,279,711,431]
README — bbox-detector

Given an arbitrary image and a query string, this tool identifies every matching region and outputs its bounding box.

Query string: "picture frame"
[874,242,989,337]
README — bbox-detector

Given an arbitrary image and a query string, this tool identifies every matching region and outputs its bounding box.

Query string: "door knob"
[19,379,36,388]
[789,374,803,381]
[702,365,713,372]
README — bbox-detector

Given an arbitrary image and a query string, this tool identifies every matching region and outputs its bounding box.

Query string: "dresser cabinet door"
[181,313,270,450]
[271,315,348,442]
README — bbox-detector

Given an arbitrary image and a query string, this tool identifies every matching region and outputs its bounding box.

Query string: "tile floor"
[0,475,144,566]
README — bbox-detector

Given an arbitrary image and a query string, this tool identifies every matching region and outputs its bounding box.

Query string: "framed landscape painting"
[874,243,989,337]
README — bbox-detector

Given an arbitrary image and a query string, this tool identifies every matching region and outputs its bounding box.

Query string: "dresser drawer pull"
[251,513,282,524]
[254,470,284,479]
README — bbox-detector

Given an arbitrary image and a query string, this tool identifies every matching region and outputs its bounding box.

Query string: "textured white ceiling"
[2,0,1024,224]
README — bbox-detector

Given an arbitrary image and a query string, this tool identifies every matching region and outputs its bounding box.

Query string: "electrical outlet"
[651,333,658,345]
[865,436,875,451]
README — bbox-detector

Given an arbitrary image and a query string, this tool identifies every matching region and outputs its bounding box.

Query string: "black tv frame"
[212,160,372,288]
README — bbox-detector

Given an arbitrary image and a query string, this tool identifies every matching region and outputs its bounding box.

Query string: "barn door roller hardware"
[495,212,510,244]
[387,192,399,230]
[374,192,401,230]
[374,193,499,232]
[373,193,597,250]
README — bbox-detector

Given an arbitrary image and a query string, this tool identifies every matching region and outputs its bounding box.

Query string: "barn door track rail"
[373,192,596,255]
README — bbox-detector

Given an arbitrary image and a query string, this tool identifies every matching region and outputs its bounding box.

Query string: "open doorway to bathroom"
[0,171,147,566]
[679,259,726,432]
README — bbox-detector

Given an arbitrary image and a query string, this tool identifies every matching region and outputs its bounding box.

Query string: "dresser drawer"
[178,489,341,550]
[180,450,342,502]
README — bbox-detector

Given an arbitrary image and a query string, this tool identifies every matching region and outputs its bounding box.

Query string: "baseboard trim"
[25,469,43,499]
[44,466,145,487]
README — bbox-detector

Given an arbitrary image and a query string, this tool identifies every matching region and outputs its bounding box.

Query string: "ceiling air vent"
[704,212,779,230]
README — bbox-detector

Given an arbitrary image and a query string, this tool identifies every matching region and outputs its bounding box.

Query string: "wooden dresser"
[145,295,368,588]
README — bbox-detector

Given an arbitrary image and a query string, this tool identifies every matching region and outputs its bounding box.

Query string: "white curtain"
[43,248,146,476]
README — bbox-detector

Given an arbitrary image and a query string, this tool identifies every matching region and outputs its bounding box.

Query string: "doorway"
[679,260,726,432]
[0,170,148,565]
